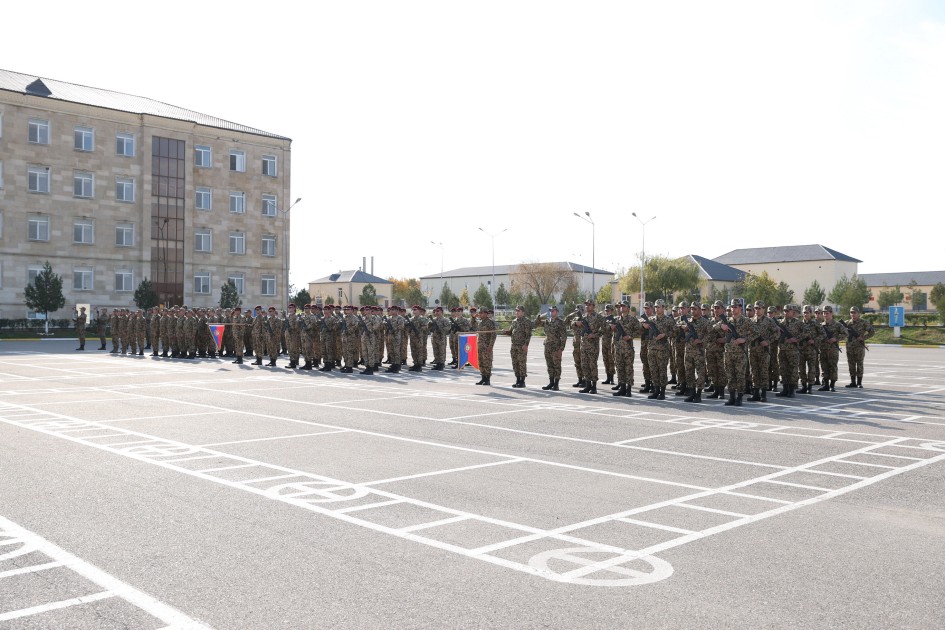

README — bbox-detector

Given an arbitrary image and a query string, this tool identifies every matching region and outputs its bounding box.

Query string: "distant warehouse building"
[859,270,945,311]
[0,68,292,318]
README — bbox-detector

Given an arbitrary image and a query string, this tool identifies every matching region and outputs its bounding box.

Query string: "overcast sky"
[4,1,943,288]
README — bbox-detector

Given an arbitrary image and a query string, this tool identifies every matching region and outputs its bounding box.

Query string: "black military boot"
[845,375,857,387]
[541,380,554,390]
[685,388,702,403]
[579,381,593,393]
[573,379,586,388]
[590,381,597,394]
[707,385,722,399]
[602,374,613,385]
[267,359,276,367]
[817,381,830,391]
[857,376,863,389]
[786,385,796,398]
[814,377,821,385]
[776,385,789,397]
[829,380,836,392]
[656,386,666,400]
[735,393,744,407]
[235,356,243,364]
[511,377,523,389]
[647,386,660,400]
[252,357,263,366]
[724,391,737,406]
[481,376,491,386]
[622,385,632,397]
[152,350,159,357]
[760,389,768,402]
[361,366,375,375]
[612,384,626,396]
[612,382,622,390]
[639,381,651,393]
[749,388,762,402]
[668,375,678,386]
[674,385,688,397]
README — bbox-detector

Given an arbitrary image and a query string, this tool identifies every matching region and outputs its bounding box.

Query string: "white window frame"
[229,231,246,255]
[262,235,276,257]
[73,220,94,245]
[261,275,276,297]
[229,192,245,214]
[116,177,135,203]
[195,186,212,211]
[116,132,135,157]
[115,270,133,292]
[28,119,49,144]
[229,150,246,172]
[73,268,94,291]
[115,223,134,247]
[0,160,4,188]
[28,266,45,286]
[262,154,277,177]
[228,274,245,295]
[74,171,95,198]
[28,216,50,241]
[262,194,277,217]
[195,229,212,253]
[0,210,3,238]
[74,126,94,152]
[28,166,50,193]
[195,145,212,168]
[194,272,211,295]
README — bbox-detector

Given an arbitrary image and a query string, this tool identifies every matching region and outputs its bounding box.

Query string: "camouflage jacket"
[843,317,874,348]
[478,317,497,350]
[539,316,568,352]
[507,316,534,345]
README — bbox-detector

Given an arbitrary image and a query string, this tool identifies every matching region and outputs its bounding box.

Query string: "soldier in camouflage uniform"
[282,303,301,369]
[135,310,148,355]
[798,305,825,393]
[535,306,567,391]
[817,306,846,391]
[476,309,498,386]
[844,306,874,388]
[575,300,606,394]
[814,308,826,384]
[95,308,108,350]
[670,303,689,392]
[298,304,314,370]
[419,307,431,366]
[565,307,585,388]
[429,306,449,370]
[336,304,356,373]
[73,307,87,351]
[505,305,534,388]
[714,299,753,406]
[612,302,641,397]
[767,305,782,391]
[318,305,337,371]
[406,306,425,371]
[679,302,709,403]
[357,307,376,375]
[775,305,804,398]
[642,300,674,400]
[264,307,283,367]
[230,308,247,364]
[747,301,778,402]
[251,306,267,366]
[600,304,616,385]
[383,306,404,373]
[637,302,654,393]
[703,301,728,398]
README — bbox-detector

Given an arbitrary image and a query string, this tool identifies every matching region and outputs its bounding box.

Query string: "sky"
[3,1,944,289]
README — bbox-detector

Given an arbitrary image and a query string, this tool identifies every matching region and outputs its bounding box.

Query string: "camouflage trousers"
[421,334,429,364]
[672,339,684,380]
[409,333,423,367]
[705,345,726,386]
[267,333,280,362]
[361,333,377,367]
[846,344,867,380]
[387,333,402,365]
[800,344,819,385]
[342,333,358,368]
[572,339,584,381]
[779,343,800,387]
[580,337,601,383]
[511,343,529,379]
[432,334,447,366]
[639,340,650,384]
[321,333,335,363]
[684,343,707,390]
[648,341,670,388]
[479,346,494,378]
[769,344,780,384]
[253,331,266,360]
[601,338,614,377]
[725,344,748,394]
[300,330,313,362]
[820,345,840,382]
[614,340,635,387]
[287,331,301,363]
[749,347,770,389]
[543,345,563,380]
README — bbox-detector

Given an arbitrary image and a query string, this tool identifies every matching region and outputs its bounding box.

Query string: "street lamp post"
[573,212,595,298]
[281,197,302,308]
[632,212,657,308]
[478,227,507,308]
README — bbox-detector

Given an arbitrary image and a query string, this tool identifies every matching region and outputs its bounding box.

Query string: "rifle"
[612,317,628,342]
[357,315,372,336]
[383,316,395,334]
[679,315,699,342]
[638,312,654,341]
[264,317,274,337]
[405,315,420,336]
[838,319,867,351]
[719,315,748,354]
[770,317,791,342]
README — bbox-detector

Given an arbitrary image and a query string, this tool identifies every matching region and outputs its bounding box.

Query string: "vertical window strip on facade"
[229,150,245,172]
[262,154,277,176]
[261,275,276,296]
[195,145,212,167]
[228,274,245,295]
[229,192,245,214]
[196,186,212,210]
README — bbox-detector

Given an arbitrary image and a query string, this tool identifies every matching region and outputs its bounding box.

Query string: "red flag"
[208,324,225,351]
[458,333,479,370]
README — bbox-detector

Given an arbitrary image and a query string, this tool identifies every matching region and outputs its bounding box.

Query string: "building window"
[262,155,277,177]
[73,220,94,244]
[28,216,50,241]
[116,177,135,202]
[195,145,212,168]
[229,150,245,172]
[116,132,135,157]
[74,268,94,291]
[229,192,245,214]
[74,171,95,198]
[195,186,212,211]
[28,119,50,144]
[194,272,211,294]
[116,223,135,247]
[228,274,245,295]
[0,161,4,188]
[262,194,277,217]
[115,270,133,292]
[0,211,3,238]
[74,126,94,152]
[229,231,246,255]
[261,275,276,296]
[28,266,45,285]
[195,229,212,252]
[262,235,276,257]
[28,166,50,193]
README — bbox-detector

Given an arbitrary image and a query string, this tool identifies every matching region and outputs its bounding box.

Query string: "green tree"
[827,274,871,312]
[324,296,334,305]
[595,284,612,305]
[438,283,459,309]
[219,280,241,309]
[623,256,701,304]
[522,292,541,317]
[459,288,470,307]
[389,277,427,307]
[359,283,378,306]
[802,280,826,308]
[291,288,312,307]
[134,278,160,310]
[560,278,583,314]
[876,284,903,311]
[929,282,945,323]
[494,283,510,308]
[735,272,779,306]
[472,283,493,309]
[24,261,65,335]
[774,281,795,309]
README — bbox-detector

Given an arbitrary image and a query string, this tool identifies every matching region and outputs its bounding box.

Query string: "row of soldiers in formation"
[74,298,874,404]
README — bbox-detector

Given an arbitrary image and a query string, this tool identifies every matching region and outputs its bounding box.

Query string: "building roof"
[683,255,746,283]
[859,271,945,287]
[713,244,862,265]
[0,68,289,141]
[420,262,613,280]
[310,270,392,285]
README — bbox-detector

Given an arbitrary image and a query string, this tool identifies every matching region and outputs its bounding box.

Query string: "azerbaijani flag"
[208,324,226,351]
[458,333,479,371]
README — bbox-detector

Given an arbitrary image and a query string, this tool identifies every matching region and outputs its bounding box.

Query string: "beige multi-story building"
[0,68,291,319]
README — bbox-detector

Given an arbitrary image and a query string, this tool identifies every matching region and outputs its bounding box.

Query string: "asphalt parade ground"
[1,340,943,629]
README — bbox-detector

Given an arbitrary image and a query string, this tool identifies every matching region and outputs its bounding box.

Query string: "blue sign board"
[889,306,904,328]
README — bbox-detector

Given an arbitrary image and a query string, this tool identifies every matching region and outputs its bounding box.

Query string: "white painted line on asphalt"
[611,426,714,445]
[833,459,898,469]
[866,452,924,461]
[763,480,832,492]
[0,561,64,578]
[398,515,470,533]
[675,503,750,518]
[616,518,695,535]
[723,491,792,505]
[0,591,116,622]
[198,429,350,448]
[99,411,231,424]
[359,458,526,487]
[803,470,867,480]
[163,454,222,463]
[333,499,404,514]
[196,463,258,473]
[238,473,301,484]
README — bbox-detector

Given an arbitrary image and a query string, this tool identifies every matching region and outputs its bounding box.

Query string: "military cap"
[803,305,812,313]
[255,305,263,310]
[303,303,312,309]
[550,305,559,312]
[677,301,688,309]
[643,301,653,308]
[754,300,765,308]
[433,306,443,312]
[814,307,823,313]
[618,301,629,308]
[849,306,860,313]
[712,300,724,308]
[654,299,666,307]
[687,301,697,309]
[313,304,323,310]
[469,306,478,311]
[268,306,277,312]
[746,305,754,311]
[515,305,525,311]
[288,303,296,308]
[785,304,799,312]
[584,299,595,305]
[486,309,494,314]
[604,304,613,311]
[767,306,776,313]
[729,299,743,307]
[824,305,833,313]
[700,303,709,310]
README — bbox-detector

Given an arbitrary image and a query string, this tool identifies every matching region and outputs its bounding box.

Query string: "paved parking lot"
[1,340,943,629]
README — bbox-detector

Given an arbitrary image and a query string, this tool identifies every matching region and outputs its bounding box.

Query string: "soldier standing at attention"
[299,304,314,370]
[284,303,302,369]
[814,308,826,384]
[74,307,87,351]
[643,300,675,400]
[775,305,805,398]
[476,309,498,386]
[575,300,606,394]
[407,305,425,372]
[505,305,534,388]
[251,306,266,366]
[716,299,753,406]
[231,308,247,364]
[265,307,283,367]
[844,306,874,388]
[638,302,654,393]
[566,307,585,388]
[680,302,708,403]
[798,305,825,393]
[668,305,680,387]
[384,306,405,373]
[767,305,782,391]
[747,301,777,402]
[601,304,616,385]
[672,302,689,393]
[96,308,108,350]
[818,306,846,391]
[429,306,449,370]
[319,305,337,371]
[535,305,567,391]
[611,302,641,397]
[418,307,431,366]
[704,301,727,399]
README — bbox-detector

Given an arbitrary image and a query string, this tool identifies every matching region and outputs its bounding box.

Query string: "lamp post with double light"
[632,212,656,308]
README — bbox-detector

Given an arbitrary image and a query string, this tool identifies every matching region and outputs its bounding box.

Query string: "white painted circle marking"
[528,547,673,586]
[265,480,369,503]
[919,442,945,452]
